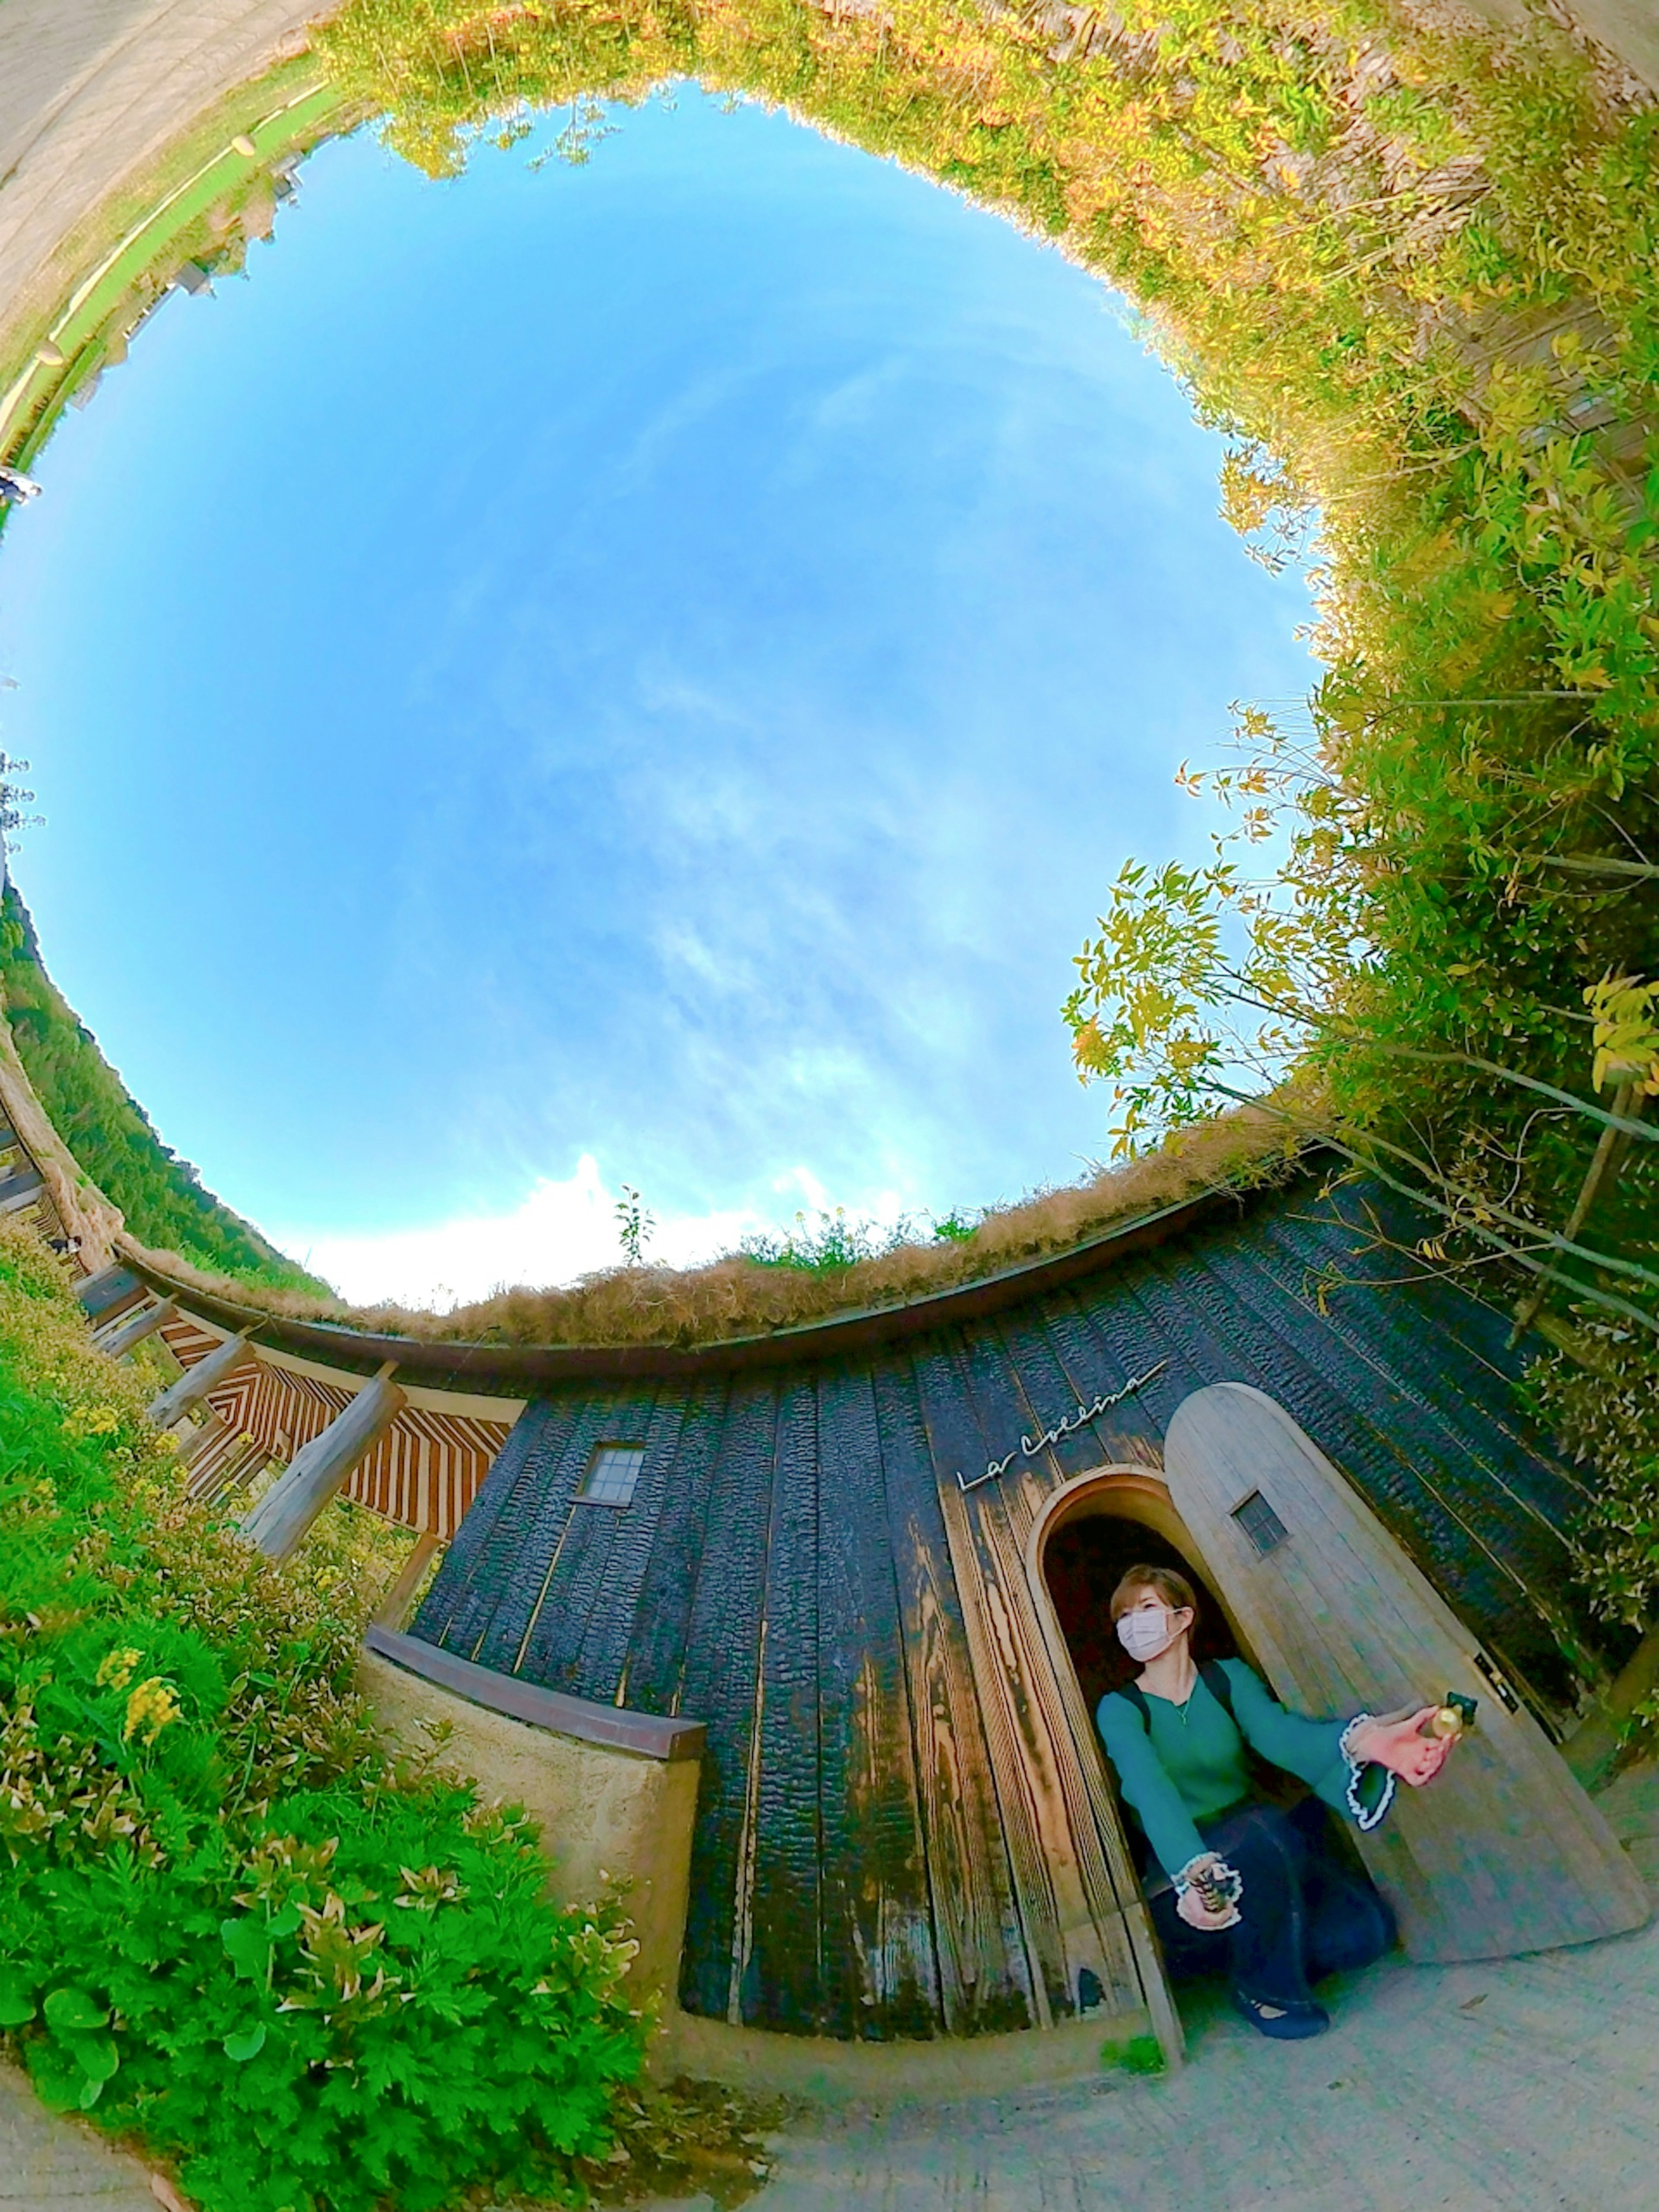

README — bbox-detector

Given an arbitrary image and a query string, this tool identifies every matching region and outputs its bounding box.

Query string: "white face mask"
[1116,1604,1182,1663]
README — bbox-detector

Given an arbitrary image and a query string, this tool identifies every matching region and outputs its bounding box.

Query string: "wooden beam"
[97,1297,177,1361]
[147,1330,254,1429]
[371,1530,441,1631]
[365,1624,706,1761]
[239,1366,406,1562]
[76,1265,146,1324]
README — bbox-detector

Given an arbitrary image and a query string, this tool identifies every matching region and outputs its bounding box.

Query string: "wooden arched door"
[1163,1384,1649,1962]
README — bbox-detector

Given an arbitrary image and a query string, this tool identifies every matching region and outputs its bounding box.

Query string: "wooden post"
[371,1531,442,1631]
[97,1297,177,1361]
[147,1331,254,1430]
[76,1265,145,1324]
[239,1365,405,1563]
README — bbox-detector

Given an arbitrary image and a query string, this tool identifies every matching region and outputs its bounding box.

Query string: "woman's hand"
[1348,1706,1456,1786]
[1174,1855,1243,1930]
[1176,1884,1239,1931]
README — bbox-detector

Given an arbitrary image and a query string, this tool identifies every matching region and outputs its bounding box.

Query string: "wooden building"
[120,1165,1649,2069]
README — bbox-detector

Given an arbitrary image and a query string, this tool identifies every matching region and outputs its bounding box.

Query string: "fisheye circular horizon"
[0,85,1318,1305]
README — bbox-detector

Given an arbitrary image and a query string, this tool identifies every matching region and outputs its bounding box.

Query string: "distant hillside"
[0,887,331,1294]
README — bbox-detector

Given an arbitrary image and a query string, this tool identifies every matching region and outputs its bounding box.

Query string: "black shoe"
[1232,1987,1330,2040]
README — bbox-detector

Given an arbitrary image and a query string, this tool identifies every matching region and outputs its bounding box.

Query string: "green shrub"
[1524,1325,1659,1631]
[1106,2032,1166,2075]
[0,1221,646,2210]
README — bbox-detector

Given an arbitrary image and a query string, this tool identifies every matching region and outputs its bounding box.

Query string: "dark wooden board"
[912,1334,1072,2026]
[675,1378,782,2023]
[477,1396,633,1678]
[415,1397,579,1657]
[519,1386,677,1695]
[412,1400,545,1651]
[745,1376,823,2032]
[1249,1207,1589,1547]
[619,1376,731,1719]
[872,1349,1036,2035]
[570,1388,696,1707]
[813,1362,941,2038]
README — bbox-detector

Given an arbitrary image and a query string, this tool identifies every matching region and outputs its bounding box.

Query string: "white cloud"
[274,1155,762,1312]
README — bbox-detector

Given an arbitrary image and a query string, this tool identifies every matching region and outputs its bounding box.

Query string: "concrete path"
[643,1765,1659,2212]
[0,2060,157,2212]
[0,0,321,348]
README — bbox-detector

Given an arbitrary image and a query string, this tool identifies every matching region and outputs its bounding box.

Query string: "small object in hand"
[1424,1691,1477,1739]
[1191,1859,1244,1916]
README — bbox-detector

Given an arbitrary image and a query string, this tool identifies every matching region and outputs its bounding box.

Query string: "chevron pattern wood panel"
[157,1316,511,1537]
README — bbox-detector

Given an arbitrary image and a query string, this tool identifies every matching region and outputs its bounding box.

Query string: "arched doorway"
[1026,1466,1249,1734]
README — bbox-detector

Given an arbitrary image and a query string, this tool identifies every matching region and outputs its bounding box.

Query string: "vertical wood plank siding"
[404,1176,1608,2040]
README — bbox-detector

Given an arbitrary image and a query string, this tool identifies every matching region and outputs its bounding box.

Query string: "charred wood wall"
[412,1175,1603,2041]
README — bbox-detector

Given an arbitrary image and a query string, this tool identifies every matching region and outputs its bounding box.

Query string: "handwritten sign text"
[955,1360,1169,1493]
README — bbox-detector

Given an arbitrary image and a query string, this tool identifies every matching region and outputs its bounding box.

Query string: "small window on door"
[578,1442,646,1509]
[1232,1489,1288,1557]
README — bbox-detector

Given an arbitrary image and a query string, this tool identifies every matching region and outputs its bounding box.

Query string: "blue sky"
[0,90,1318,1304]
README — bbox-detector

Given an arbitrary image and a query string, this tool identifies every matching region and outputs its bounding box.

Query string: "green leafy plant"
[928,1209,981,1245]
[615,1183,655,1266]
[1108,2031,1167,2075]
[0,1219,653,2209]
[741,1206,885,1272]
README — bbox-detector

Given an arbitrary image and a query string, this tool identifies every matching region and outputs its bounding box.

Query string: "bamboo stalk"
[1510,1082,1643,1346]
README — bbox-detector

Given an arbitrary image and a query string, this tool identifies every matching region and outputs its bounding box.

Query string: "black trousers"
[1148,1798,1397,2008]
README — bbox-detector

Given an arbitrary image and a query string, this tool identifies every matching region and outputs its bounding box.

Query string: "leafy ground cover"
[0,1219,763,2211]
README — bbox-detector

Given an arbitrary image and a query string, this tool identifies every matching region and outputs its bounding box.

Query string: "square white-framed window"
[578,1442,646,1509]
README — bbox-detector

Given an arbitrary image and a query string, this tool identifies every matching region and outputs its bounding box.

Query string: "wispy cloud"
[273,1156,765,1310]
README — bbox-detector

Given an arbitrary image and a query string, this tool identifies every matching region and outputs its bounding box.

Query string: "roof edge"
[126,1166,1306,1390]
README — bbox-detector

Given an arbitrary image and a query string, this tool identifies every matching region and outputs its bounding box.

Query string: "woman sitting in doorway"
[1096,1564,1456,2041]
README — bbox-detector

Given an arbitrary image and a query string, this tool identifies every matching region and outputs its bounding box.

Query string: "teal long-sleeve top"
[1096,1658,1392,1883]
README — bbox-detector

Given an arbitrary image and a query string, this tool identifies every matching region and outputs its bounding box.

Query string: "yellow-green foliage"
[1526,1328,1659,1628]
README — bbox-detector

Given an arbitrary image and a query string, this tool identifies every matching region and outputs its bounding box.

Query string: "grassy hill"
[0,887,330,1294]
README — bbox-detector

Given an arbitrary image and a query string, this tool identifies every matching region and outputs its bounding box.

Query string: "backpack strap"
[1198,1658,1237,1723]
[1112,1680,1152,1729]
[1113,1665,1233,1731]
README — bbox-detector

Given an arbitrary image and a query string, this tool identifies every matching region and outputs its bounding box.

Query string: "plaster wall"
[357,1647,699,2013]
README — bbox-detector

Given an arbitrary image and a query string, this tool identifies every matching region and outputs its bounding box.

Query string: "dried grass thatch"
[121,1103,1312,1352]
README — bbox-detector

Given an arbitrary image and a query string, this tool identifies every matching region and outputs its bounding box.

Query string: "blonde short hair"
[1109,1563,1198,1623]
